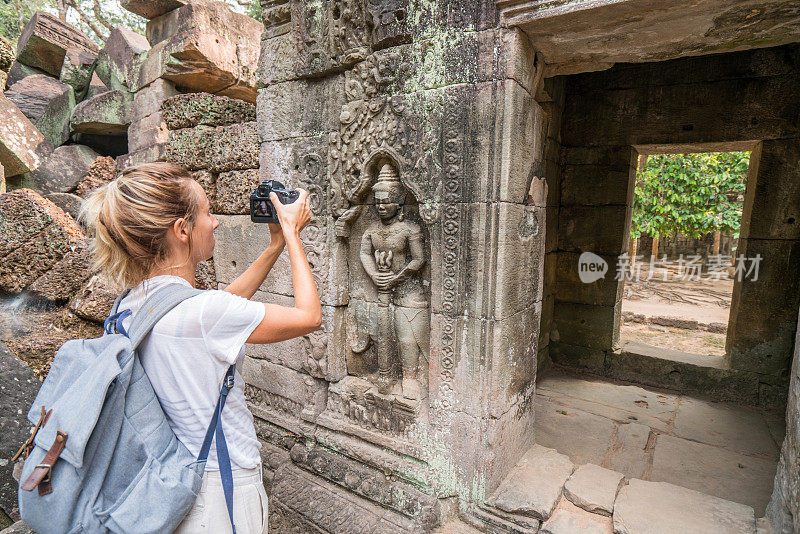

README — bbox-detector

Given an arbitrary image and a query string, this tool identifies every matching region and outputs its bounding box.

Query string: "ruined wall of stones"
[247,1,554,531]
[550,45,800,408]
[767,306,800,533]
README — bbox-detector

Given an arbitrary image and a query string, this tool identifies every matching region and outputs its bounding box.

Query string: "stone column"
[253,2,548,531]
[727,139,800,404]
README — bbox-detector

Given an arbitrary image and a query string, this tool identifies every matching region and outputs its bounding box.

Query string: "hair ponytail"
[78,162,202,288]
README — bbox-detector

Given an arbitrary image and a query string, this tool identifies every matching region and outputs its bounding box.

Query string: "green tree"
[1,0,261,47]
[631,151,749,241]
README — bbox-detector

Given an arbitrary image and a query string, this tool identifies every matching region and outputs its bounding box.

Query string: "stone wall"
[767,305,800,533]
[249,1,554,531]
[549,44,800,408]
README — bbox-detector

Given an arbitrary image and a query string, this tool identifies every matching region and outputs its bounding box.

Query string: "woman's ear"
[172,217,191,245]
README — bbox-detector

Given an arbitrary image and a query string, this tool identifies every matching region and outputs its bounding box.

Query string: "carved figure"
[359,160,429,399]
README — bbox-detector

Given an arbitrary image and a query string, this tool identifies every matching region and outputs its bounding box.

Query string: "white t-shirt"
[117,275,266,471]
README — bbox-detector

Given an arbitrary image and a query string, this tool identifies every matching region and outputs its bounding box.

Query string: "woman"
[79,162,321,533]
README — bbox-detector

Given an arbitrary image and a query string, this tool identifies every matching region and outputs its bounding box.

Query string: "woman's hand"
[267,223,285,250]
[270,189,311,235]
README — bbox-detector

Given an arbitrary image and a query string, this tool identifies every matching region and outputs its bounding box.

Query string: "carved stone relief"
[262,0,292,38]
[295,0,370,77]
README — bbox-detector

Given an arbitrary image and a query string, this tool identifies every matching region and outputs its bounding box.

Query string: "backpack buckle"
[224,374,235,390]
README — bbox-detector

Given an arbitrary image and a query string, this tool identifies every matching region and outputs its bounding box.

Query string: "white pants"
[174,465,268,534]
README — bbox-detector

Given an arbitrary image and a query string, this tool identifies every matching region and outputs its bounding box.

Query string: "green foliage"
[631,152,749,240]
[1,0,260,48]
[0,0,54,47]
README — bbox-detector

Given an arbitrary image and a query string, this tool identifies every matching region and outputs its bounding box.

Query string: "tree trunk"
[713,230,721,256]
[651,236,659,259]
[57,0,68,21]
[628,236,638,268]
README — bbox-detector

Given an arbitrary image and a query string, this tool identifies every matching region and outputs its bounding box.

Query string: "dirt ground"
[620,265,733,356]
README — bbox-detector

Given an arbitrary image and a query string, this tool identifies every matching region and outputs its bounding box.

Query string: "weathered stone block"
[195,258,217,290]
[69,274,120,323]
[0,189,84,293]
[613,479,756,534]
[166,122,258,172]
[246,293,346,382]
[131,78,178,122]
[0,35,12,73]
[5,74,75,147]
[553,301,620,351]
[75,155,117,196]
[256,31,298,88]
[0,93,53,177]
[485,444,575,521]
[161,92,255,129]
[59,48,98,101]
[0,343,39,523]
[744,139,800,240]
[563,464,624,516]
[27,239,93,300]
[561,163,635,207]
[554,251,622,307]
[128,111,169,153]
[191,169,216,206]
[540,497,613,534]
[558,205,631,256]
[70,89,133,135]
[15,12,98,77]
[117,142,167,168]
[242,356,327,420]
[550,342,607,374]
[256,77,345,142]
[28,144,99,195]
[728,238,800,375]
[94,26,150,91]
[214,169,260,214]
[7,61,47,88]
[121,0,188,20]
[134,1,263,102]
[45,192,82,220]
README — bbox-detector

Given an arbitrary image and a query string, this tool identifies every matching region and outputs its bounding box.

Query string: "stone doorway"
[520,43,800,530]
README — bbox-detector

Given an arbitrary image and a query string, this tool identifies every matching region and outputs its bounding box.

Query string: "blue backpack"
[14,284,240,533]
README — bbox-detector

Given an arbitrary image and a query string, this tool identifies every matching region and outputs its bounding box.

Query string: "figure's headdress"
[372,161,405,204]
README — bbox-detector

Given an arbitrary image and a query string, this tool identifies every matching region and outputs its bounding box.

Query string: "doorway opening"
[619,151,750,364]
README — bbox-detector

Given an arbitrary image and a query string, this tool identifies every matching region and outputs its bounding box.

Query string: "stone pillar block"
[0,189,84,293]
[95,26,150,91]
[70,89,133,135]
[0,93,53,177]
[28,144,99,195]
[16,11,98,77]
[133,2,263,102]
[5,74,75,148]
[128,111,169,153]
[131,78,178,122]
[121,0,188,20]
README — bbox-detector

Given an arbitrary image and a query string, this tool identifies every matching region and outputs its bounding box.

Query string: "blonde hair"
[79,162,203,288]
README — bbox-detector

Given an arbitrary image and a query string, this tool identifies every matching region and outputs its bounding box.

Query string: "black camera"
[249,180,300,224]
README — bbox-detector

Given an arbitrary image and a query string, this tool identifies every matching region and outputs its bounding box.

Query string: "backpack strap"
[197,364,238,534]
[126,284,203,351]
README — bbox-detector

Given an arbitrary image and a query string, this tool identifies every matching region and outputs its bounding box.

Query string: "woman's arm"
[224,224,284,299]
[246,190,322,344]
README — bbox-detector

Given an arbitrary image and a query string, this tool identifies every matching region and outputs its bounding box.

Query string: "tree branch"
[65,0,107,41]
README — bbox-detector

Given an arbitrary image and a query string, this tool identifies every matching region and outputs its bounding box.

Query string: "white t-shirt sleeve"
[200,290,266,365]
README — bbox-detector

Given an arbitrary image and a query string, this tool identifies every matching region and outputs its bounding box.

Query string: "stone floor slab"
[563,464,624,515]
[673,397,780,458]
[650,434,778,516]
[538,374,678,432]
[535,396,617,466]
[613,479,755,534]
[486,444,575,521]
[541,498,613,534]
[605,422,651,479]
